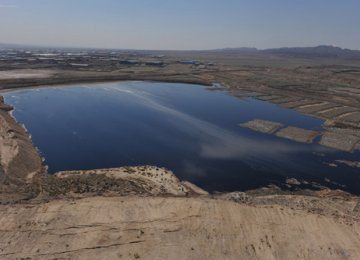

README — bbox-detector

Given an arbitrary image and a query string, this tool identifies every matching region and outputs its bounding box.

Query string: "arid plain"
[0,46,359,259]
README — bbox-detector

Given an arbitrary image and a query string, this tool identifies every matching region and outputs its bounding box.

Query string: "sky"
[0,0,359,50]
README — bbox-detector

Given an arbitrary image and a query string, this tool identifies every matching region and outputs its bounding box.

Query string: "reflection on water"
[3,81,360,193]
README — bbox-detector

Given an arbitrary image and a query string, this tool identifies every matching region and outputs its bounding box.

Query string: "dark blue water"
[3,81,360,194]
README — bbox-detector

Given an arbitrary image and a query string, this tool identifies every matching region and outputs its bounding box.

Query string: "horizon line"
[0,41,359,52]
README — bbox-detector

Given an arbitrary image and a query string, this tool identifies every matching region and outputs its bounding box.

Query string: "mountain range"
[1,43,360,59]
[213,45,360,59]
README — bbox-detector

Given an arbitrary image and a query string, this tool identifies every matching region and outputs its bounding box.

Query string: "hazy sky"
[0,0,359,50]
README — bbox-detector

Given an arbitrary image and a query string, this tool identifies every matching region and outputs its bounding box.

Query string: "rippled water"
[3,81,360,193]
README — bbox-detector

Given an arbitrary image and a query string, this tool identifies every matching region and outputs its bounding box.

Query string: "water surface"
[4,81,360,193]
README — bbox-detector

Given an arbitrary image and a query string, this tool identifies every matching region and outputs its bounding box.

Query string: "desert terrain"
[1,190,360,260]
[0,46,359,259]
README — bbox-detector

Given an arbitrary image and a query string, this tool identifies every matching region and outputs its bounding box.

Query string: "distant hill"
[261,45,360,59]
[2,42,360,59]
[213,45,360,59]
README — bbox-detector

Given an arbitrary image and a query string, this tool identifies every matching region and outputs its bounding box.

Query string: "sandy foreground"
[0,194,359,260]
[0,157,358,259]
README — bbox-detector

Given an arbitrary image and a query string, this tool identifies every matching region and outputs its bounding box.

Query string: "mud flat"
[275,126,319,143]
[320,132,359,152]
[276,99,360,129]
[240,119,321,144]
[320,127,360,152]
[247,94,357,130]
[293,102,341,115]
[240,119,283,134]
[317,106,359,119]
[339,112,360,128]
[321,122,360,151]
[254,95,360,131]
[240,118,360,152]
[280,99,321,109]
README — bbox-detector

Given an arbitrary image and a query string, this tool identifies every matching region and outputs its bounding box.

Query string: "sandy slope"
[0,195,359,260]
[0,107,44,187]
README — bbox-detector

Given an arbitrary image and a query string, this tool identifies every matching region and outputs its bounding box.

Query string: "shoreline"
[0,97,45,189]
[0,69,359,258]
[0,78,213,94]
[0,70,214,93]
[0,78,359,200]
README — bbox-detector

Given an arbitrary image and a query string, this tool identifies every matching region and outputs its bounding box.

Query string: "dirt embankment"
[0,97,45,191]
[0,162,358,259]
[0,68,213,91]
[0,191,359,260]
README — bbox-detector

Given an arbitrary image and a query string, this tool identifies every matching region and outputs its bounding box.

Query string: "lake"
[3,81,360,193]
